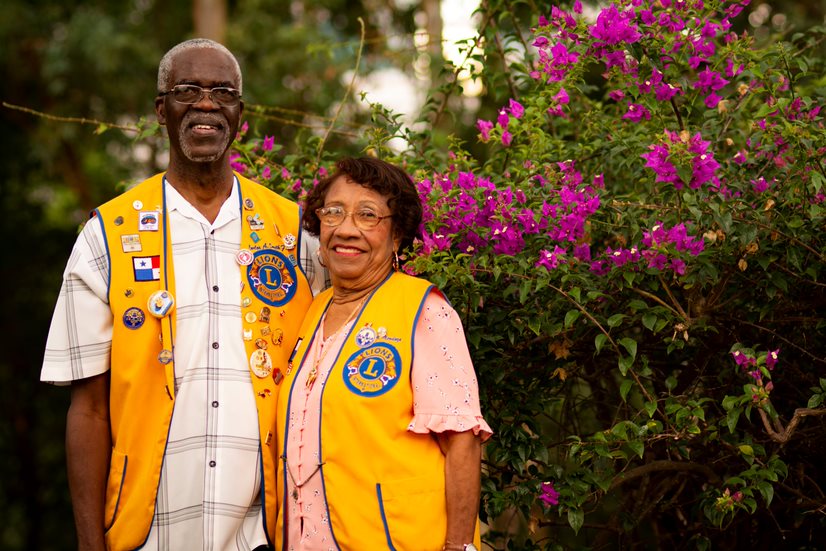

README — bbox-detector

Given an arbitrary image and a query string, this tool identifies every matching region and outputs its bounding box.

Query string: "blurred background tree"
[0,0,823,549]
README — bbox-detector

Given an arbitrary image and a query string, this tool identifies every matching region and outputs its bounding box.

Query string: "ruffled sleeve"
[407,290,493,442]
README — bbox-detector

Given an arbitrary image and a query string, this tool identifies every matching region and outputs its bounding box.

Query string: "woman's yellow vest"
[275,272,481,550]
[96,172,312,550]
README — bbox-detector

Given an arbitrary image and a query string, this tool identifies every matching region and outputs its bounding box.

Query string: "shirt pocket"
[376,475,446,551]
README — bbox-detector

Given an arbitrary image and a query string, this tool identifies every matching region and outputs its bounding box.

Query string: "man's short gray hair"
[157,38,242,94]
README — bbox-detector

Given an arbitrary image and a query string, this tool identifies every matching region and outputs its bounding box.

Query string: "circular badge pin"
[355,325,377,348]
[250,349,273,378]
[244,311,258,323]
[241,297,252,308]
[147,290,175,318]
[243,198,254,210]
[158,349,173,364]
[236,249,254,266]
[255,338,268,350]
[114,216,124,226]
[283,233,297,250]
[122,307,145,329]
[132,200,143,210]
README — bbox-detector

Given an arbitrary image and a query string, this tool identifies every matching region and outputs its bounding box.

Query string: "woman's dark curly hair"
[302,157,423,253]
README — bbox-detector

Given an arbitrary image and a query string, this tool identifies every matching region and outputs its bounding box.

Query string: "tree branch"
[758,407,826,444]
[609,460,720,490]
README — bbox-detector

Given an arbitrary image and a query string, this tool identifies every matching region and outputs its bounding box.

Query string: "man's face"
[155,48,243,165]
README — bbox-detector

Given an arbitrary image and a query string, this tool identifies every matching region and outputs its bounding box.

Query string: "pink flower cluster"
[641,131,720,190]
[588,221,704,277]
[418,162,600,262]
[477,99,525,146]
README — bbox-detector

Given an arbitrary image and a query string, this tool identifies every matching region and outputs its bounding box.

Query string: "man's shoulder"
[97,173,165,213]
[236,173,300,211]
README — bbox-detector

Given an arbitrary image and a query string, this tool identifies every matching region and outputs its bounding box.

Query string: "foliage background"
[1,1,824,549]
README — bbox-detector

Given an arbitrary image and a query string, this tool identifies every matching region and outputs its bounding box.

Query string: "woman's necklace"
[304,297,366,390]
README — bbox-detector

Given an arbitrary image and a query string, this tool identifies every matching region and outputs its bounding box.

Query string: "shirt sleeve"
[40,217,113,385]
[408,290,492,440]
[299,231,330,296]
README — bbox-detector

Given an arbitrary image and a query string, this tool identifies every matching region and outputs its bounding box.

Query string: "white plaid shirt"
[42,178,326,550]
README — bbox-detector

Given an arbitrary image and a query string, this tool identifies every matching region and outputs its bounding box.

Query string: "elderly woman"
[274,157,491,550]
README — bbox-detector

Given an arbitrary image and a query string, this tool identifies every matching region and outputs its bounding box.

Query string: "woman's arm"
[438,430,482,550]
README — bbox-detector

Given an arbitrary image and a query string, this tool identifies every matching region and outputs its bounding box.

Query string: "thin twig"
[2,101,139,133]
[316,17,366,163]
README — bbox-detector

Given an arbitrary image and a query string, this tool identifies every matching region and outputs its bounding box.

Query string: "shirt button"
[209,460,216,467]
[212,342,219,349]
[212,401,219,408]
[212,285,219,292]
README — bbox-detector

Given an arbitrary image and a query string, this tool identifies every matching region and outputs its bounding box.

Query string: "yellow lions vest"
[96,172,312,550]
[275,272,481,550]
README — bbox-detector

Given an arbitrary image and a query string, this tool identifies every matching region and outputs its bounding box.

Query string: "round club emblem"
[343,343,401,397]
[247,249,298,307]
[250,349,273,378]
[122,307,145,329]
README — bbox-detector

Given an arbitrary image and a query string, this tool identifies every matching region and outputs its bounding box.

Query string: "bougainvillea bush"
[233,0,826,548]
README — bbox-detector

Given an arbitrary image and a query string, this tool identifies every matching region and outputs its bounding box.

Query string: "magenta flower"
[477,119,494,141]
[766,349,780,370]
[497,109,510,128]
[261,165,271,180]
[508,99,525,119]
[590,4,641,46]
[262,135,275,151]
[539,481,561,506]
[502,131,513,147]
[623,102,651,122]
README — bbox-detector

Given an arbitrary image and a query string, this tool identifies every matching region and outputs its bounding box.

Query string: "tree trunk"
[193,0,227,43]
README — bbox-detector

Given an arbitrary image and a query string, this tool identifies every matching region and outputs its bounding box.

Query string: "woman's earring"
[316,248,327,268]
[392,251,400,271]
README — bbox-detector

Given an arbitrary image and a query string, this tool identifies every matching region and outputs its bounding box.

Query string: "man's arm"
[438,430,482,550]
[66,372,111,551]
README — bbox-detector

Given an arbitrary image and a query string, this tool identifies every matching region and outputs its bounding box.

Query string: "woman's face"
[319,176,400,292]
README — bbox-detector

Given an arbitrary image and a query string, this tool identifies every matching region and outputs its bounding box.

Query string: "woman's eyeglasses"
[316,206,391,230]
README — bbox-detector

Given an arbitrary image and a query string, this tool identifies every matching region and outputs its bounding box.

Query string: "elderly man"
[41,38,323,551]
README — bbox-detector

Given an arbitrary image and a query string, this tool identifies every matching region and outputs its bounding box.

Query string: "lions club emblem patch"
[247,249,297,307]
[343,343,401,397]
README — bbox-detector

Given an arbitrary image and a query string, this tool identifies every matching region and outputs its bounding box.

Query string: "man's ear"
[155,96,166,125]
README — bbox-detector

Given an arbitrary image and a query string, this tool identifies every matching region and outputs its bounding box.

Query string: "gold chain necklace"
[304,297,365,389]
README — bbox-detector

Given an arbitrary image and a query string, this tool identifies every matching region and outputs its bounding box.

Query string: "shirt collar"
[163,175,240,231]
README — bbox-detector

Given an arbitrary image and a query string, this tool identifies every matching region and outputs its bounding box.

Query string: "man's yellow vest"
[275,272,481,550]
[97,172,312,550]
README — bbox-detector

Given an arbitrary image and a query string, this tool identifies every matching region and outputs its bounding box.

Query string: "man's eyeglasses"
[316,206,392,230]
[159,84,242,106]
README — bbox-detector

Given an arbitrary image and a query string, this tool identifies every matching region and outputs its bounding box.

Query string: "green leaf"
[618,355,634,376]
[626,440,644,459]
[607,313,625,328]
[619,337,637,359]
[726,408,740,433]
[594,333,608,354]
[644,401,658,418]
[565,309,581,329]
[620,379,633,402]
[642,313,658,331]
[568,508,584,535]
[570,286,582,303]
[738,445,754,456]
[757,481,774,505]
